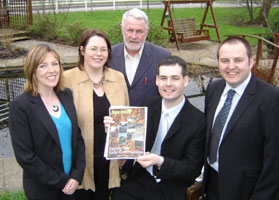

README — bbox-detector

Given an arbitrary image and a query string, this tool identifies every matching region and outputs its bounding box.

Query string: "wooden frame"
[161,0,221,50]
[168,18,210,43]
[226,34,279,85]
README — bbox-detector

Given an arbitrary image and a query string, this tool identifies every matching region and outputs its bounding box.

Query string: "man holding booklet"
[104,55,206,200]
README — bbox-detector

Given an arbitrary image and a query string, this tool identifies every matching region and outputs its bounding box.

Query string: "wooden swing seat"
[168,18,210,43]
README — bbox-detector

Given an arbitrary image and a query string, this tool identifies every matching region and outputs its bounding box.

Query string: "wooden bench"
[168,18,210,43]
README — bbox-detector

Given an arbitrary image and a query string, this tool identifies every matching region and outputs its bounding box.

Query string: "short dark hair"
[77,29,111,70]
[217,36,252,60]
[157,55,187,77]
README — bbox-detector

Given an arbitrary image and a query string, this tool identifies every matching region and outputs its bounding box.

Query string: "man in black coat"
[111,56,206,200]
[202,36,279,200]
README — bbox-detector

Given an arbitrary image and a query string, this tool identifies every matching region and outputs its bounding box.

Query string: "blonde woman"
[9,44,85,200]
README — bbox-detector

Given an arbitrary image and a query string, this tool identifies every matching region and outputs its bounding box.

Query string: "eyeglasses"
[87,47,109,54]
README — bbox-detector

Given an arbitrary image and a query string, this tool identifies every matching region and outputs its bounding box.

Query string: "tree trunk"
[256,0,274,27]
[246,0,254,22]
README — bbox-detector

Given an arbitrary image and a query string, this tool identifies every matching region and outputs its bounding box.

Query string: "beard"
[123,37,146,52]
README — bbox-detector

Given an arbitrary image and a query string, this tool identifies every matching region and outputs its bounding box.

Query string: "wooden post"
[28,0,32,25]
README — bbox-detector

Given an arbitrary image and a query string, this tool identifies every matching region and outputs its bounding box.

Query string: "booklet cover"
[104,106,147,160]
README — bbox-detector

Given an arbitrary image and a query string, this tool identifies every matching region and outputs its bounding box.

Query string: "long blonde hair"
[24,43,64,96]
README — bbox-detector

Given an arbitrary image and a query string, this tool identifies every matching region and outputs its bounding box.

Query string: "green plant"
[106,22,168,46]
[146,22,168,47]
[28,0,70,40]
[268,11,279,33]
[0,191,27,200]
[28,13,68,40]
[106,23,122,45]
[64,21,86,45]
[262,11,279,49]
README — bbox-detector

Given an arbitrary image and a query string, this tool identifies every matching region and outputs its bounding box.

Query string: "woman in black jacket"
[9,43,85,200]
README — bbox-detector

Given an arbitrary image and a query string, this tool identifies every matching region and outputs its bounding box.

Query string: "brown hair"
[217,36,252,60]
[24,43,63,96]
[157,55,187,77]
[77,29,112,70]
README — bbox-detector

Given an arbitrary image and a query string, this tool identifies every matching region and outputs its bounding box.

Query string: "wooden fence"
[0,0,32,29]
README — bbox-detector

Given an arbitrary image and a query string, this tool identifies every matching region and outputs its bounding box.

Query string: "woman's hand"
[103,116,114,133]
[62,178,79,195]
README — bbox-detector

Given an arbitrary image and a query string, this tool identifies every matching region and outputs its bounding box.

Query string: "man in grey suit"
[202,36,279,200]
[110,8,170,106]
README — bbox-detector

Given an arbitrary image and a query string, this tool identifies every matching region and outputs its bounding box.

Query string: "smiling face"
[122,16,148,55]
[218,41,253,88]
[156,64,189,108]
[34,52,60,92]
[80,35,109,71]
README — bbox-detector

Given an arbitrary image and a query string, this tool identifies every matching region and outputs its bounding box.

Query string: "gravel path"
[12,40,79,58]
[12,39,219,65]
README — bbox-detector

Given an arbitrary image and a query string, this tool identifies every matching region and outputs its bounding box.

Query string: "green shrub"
[28,13,65,40]
[269,11,279,33]
[64,21,86,45]
[106,22,168,47]
[106,23,122,45]
[263,12,279,49]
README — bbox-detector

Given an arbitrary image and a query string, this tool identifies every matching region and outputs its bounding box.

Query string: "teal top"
[51,104,72,175]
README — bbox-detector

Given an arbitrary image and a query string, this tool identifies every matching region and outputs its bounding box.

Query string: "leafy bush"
[268,11,279,33]
[28,13,68,40]
[263,12,279,49]
[64,21,86,45]
[106,22,168,47]
[28,1,70,41]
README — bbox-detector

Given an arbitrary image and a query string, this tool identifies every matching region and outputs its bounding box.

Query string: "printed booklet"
[104,106,147,159]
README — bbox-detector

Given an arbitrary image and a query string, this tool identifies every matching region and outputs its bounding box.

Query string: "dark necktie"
[208,89,236,164]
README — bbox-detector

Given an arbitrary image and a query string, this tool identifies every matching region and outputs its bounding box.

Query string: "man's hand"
[103,116,114,133]
[62,178,79,195]
[137,152,164,168]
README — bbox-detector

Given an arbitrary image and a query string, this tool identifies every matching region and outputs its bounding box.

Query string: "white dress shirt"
[124,44,144,85]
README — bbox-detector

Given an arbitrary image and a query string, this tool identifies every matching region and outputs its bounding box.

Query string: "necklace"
[52,105,59,112]
[93,76,105,89]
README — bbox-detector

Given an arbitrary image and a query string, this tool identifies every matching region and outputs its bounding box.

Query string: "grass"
[34,6,279,45]
[0,191,27,200]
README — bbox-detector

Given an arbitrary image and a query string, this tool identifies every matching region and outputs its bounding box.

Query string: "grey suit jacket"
[110,42,170,106]
[203,74,279,200]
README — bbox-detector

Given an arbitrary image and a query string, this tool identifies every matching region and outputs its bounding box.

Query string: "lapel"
[29,94,61,148]
[147,99,162,151]
[112,43,130,87]
[131,42,152,88]
[222,75,256,140]
[58,90,77,148]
